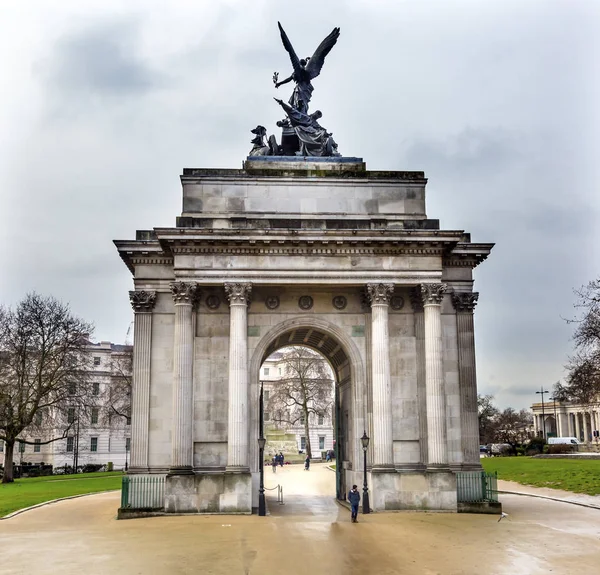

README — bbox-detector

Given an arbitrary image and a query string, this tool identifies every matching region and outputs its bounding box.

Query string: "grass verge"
[481,457,600,496]
[0,472,123,517]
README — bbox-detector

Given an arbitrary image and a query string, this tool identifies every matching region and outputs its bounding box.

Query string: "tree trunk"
[303,405,312,459]
[2,440,15,483]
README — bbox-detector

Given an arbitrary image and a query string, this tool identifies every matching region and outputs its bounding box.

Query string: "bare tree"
[106,345,132,423]
[561,280,600,404]
[0,293,93,482]
[493,408,533,453]
[266,346,334,459]
[478,394,499,445]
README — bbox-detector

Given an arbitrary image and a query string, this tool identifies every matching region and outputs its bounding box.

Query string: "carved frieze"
[224,283,252,305]
[332,295,347,310]
[129,290,157,313]
[390,295,405,311]
[366,283,394,306]
[170,282,201,306]
[265,295,280,310]
[206,295,221,310]
[420,283,447,306]
[452,292,479,312]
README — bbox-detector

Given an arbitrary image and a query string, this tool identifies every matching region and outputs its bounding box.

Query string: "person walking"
[279,452,285,467]
[272,455,277,473]
[304,454,310,471]
[348,484,361,523]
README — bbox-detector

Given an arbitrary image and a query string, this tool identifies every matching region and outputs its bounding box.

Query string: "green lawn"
[481,457,600,496]
[0,472,123,517]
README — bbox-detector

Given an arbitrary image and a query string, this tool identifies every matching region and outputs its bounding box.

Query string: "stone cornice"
[421,283,447,306]
[129,290,157,313]
[366,283,394,306]
[170,282,201,306]
[224,282,252,306]
[452,292,479,312]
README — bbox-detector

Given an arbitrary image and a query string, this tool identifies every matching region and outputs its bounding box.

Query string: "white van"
[547,437,581,445]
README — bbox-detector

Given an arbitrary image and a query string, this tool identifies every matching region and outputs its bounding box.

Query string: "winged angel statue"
[248,22,343,157]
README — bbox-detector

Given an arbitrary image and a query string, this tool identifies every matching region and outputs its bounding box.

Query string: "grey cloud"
[41,18,158,98]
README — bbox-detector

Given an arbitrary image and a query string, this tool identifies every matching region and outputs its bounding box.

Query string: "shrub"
[547,444,576,454]
[81,464,103,474]
[516,446,525,456]
[526,437,546,455]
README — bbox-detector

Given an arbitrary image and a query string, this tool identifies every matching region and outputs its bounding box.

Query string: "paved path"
[499,479,600,509]
[1,463,599,574]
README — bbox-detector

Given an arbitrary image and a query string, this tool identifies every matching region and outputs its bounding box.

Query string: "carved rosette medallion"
[390,295,405,311]
[298,295,314,310]
[420,283,447,306]
[224,283,252,306]
[265,295,280,310]
[452,292,479,312]
[409,287,423,313]
[129,290,157,313]
[332,295,347,310]
[170,282,201,306]
[366,283,394,306]
[206,295,221,310]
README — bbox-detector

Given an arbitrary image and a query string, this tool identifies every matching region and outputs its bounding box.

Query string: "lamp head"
[361,430,370,451]
[258,437,266,450]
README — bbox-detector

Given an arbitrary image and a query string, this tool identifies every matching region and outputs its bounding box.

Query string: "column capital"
[225,282,252,306]
[129,290,157,313]
[366,283,394,306]
[420,283,447,306]
[452,292,479,312]
[170,281,201,306]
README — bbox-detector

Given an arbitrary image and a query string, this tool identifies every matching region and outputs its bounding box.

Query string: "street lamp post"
[258,381,266,516]
[536,387,549,439]
[360,430,370,515]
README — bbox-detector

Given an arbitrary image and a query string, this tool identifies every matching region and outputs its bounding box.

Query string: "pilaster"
[452,291,480,469]
[128,290,157,472]
[169,281,200,475]
[410,288,428,466]
[225,282,252,472]
[366,283,394,469]
[421,283,449,468]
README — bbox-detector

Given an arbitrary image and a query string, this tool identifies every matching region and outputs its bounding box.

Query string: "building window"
[264,412,270,421]
[319,436,325,450]
[126,414,131,426]
[35,410,44,426]
[126,438,131,452]
[264,368,270,376]
[300,437,306,450]
[93,382,100,396]
[91,408,99,425]
[318,414,324,425]
[300,414,305,425]
[66,437,74,452]
[68,381,76,395]
[278,367,282,375]
[67,407,75,424]
[93,357,101,366]
[90,437,98,452]
[34,439,41,453]
[264,390,270,402]
[19,441,25,453]
[0,441,3,452]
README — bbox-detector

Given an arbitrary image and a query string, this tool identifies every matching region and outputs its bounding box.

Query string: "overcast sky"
[1,1,598,410]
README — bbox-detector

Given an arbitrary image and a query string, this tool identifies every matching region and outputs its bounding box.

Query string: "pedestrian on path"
[279,452,285,467]
[348,485,361,523]
[272,455,277,473]
[304,455,310,471]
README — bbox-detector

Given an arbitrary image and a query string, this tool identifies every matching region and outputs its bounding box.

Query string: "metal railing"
[121,475,165,510]
[456,471,498,503]
[264,484,284,505]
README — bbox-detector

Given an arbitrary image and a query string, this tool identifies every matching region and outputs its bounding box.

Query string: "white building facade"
[260,350,335,456]
[531,400,600,445]
[3,341,133,471]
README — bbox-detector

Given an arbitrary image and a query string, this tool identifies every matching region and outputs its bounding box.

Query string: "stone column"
[568,412,574,437]
[366,283,395,469]
[452,292,480,468]
[410,290,428,466]
[225,282,252,471]
[128,290,157,472]
[575,412,581,441]
[583,412,589,443]
[421,283,449,468]
[169,281,200,474]
[533,414,539,435]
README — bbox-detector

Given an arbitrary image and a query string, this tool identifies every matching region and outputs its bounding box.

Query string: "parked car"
[548,437,581,446]
[479,445,489,454]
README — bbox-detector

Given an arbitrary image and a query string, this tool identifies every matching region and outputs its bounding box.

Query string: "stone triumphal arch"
[115,156,493,514]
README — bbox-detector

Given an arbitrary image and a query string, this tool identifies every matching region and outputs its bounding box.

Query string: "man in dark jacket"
[348,485,361,522]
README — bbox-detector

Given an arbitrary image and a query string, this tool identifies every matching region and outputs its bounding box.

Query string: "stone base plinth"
[370,470,457,511]
[164,472,252,514]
